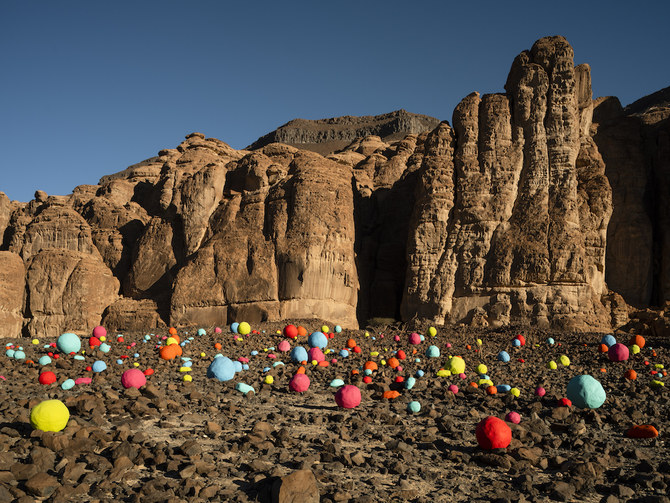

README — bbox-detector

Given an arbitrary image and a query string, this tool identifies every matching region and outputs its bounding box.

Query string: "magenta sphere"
[409,333,421,345]
[335,385,361,408]
[214,327,222,334]
[307,347,325,362]
[608,343,629,362]
[289,373,310,392]
[121,368,147,389]
[448,384,459,394]
[505,411,521,424]
[92,325,106,338]
[535,386,546,397]
[278,340,291,352]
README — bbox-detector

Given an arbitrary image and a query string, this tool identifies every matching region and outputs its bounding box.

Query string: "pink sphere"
[394,335,400,342]
[535,386,546,397]
[278,340,291,352]
[121,368,147,389]
[409,333,421,345]
[505,411,521,424]
[214,327,222,334]
[92,325,106,338]
[446,343,452,348]
[335,385,361,408]
[307,347,325,362]
[608,343,629,362]
[459,373,467,379]
[289,373,310,392]
[448,384,459,394]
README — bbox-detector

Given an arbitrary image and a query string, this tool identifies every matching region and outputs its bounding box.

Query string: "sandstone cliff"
[247,109,441,156]
[0,36,667,337]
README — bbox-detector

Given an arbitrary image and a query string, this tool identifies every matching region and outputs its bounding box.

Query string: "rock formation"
[247,109,441,156]
[0,36,667,337]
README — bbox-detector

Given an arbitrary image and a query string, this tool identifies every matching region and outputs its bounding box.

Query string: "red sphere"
[89,336,101,348]
[335,385,361,409]
[38,371,57,385]
[121,368,147,389]
[289,373,310,392]
[284,324,298,339]
[396,350,406,360]
[476,416,512,450]
[515,334,526,346]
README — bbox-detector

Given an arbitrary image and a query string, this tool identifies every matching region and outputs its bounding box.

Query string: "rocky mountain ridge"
[0,35,668,338]
[246,109,441,155]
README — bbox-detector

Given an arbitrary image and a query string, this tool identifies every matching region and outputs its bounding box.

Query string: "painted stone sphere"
[207,356,235,381]
[608,343,629,362]
[335,385,361,408]
[57,332,81,354]
[566,374,606,409]
[30,399,70,432]
[121,368,147,389]
[476,416,512,450]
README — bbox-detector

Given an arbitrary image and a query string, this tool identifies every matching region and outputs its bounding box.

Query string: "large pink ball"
[335,385,361,408]
[307,347,325,362]
[409,333,421,345]
[535,387,546,397]
[608,343,629,362]
[278,340,291,352]
[92,325,106,338]
[121,368,147,389]
[289,373,310,392]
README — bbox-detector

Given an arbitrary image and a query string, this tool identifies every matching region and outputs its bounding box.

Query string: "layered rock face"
[399,37,612,329]
[592,87,670,308]
[0,35,666,337]
[247,109,441,156]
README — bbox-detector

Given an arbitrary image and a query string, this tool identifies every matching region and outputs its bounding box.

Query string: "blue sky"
[1,1,668,202]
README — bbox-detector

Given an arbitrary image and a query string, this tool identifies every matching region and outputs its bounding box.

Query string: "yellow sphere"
[99,336,106,342]
[321,325,329,334]
[510,387,520,397]
[449,356,466,374]
[30,399,70,432]
[476,339,483,346]
[166,337,179,346]
[238,322,251,335]
[477,364,488,375]
[264,375,274,384]
[31,339,39,345]
[183,375,192,382]
[547,360,557,369]
[560,355,570,366]
[428,327,437,337]
[631,344,640,354]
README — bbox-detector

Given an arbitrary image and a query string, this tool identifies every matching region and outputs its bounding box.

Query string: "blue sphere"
[335,325,342,333]
[497,351,510,362]
[496,384,511,393]
[339,349,349,358]
[57,332,81,354]
[99,343,111,353]
[512,339,521,347]
[197,328,207,336]
[38,355,52,365]
[233,360,243,373]
[601,334,616,348]
[547,337,555,345]
[92,360,107,372]
[416,370,425,378]
[290,346,309,363]
[308,331,328,349]
[207,357,235,381]
[425,345,440,357]
[230,322,240,334]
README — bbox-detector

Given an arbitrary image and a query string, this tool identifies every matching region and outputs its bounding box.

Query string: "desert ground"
[1,320,668,503]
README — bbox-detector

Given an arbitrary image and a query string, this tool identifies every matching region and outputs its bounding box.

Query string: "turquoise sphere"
[57,333,81,354]
[407,401,421,413]
[567,375,606,409]
[425,345,440,357]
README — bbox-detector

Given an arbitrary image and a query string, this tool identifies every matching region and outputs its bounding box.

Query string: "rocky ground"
[0,320,668,503]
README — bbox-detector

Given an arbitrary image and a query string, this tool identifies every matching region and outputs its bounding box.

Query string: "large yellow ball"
[449,356,466,375]
[30,399,70,432]
[428,327,437,337]
[238,322,251,335]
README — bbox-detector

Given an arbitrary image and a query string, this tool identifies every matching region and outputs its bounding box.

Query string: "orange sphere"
[297,326,307,337]
[486,385,498,395]
[159,345,178,360]
[346,338,357,349]
[599,344,609,353]
[387,357,400,369]
[625,369,637,380]
[364,361,378,372]
[629,335,645,349]
[169,327,177,336]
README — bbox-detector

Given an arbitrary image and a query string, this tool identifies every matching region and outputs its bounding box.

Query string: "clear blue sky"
[1,1,668,202]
